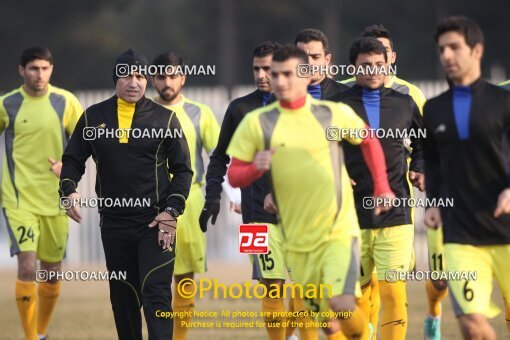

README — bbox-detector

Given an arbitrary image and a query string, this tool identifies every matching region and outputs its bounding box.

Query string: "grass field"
[0,261,508,339]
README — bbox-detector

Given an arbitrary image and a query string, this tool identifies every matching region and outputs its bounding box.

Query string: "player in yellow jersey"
[227,45,395,339]
[152,52,220,340]
[0,46,82,340]
[357,25,445,340]
[338,25,440,339]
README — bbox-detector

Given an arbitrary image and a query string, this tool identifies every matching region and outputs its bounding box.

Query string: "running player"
[60,49,193,340]
[294,28,349,100]
[200,41,292,340]
[341,24,440,339]
[263,28,350,339]
[424,16,510,340]
[331,37,424,340]
[152,51,220,340]
[227,45,394,339]
[0,46,82,340]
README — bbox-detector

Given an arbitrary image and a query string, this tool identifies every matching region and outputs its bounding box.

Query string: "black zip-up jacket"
[205,89,277,224]
[317,76,350,100]
[424,78,510,245]
[60,95,193,225]
[331,84,424,229]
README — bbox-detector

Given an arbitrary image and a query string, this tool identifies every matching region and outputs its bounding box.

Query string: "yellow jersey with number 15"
[227,95,365,253]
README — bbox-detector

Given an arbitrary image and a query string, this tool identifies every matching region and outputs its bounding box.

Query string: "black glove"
[199,199,221,232]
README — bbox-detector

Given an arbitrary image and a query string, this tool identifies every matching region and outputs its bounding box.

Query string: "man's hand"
[374,191,396,216]
[148,211,176,249]
[48,157,63,178]
[409,171,425,192]
[65,192,82,223]
[199,199,221,232]
[229,201,242,214]
[424,207,442,229]
[263,193,278,214]
[253,149,275,171]
[494,188,510,218]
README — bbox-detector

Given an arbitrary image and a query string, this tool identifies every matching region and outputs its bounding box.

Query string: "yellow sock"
[173,286,195,340]
[286,297,297,337]
[339,305,368,340]
[37,281,61,336]
[359,284,371,321]
[328,328,348,340]
[16,280,38,340]
[328,330,346,340]
[425,280,448,317]
[369,274,380,337]
[379,280,407,340]
[293,296,319,340]
[262,297,286,340]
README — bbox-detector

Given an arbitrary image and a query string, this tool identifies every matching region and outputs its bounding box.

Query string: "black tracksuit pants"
[101,215,175,340]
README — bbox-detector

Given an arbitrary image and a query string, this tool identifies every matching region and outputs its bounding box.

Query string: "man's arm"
[409,102,425,173]
[63,92,84,137]
[359,133,391,194]
[410,85,427,115]
[164,113,194,213]
[227,157,267,188]
[352,125,396,215]
[59,113,92,197]
[204,104,238,201]
[59,113,93,223]
[0,100,8,135]
[423,104,444,228]
[201,105,221,154]
[226,111,265,188]
[260,172,273,201]
[423,114,442,200]
[199,103,238,231]
[408,101,425,191]
[492,93,510,217]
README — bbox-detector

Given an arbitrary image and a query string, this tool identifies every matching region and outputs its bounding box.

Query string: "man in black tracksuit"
[330,37,424,339]
[294,28,349,100]
[200,42,281,230]
[424,16,510,339]
[201,84,276,225]
[60,49,193,340]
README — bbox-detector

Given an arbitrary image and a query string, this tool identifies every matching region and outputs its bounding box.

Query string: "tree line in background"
[0,0,508,90]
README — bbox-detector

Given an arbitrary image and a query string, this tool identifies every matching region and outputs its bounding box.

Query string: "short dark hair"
[434,16,484,48]
[294,28,330,54]
[349,37,388,65]
[361,24,393,49]
[253,41,282,58]
[152,52,185,67]
[20,46,53,67]
[272,45,308,65]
